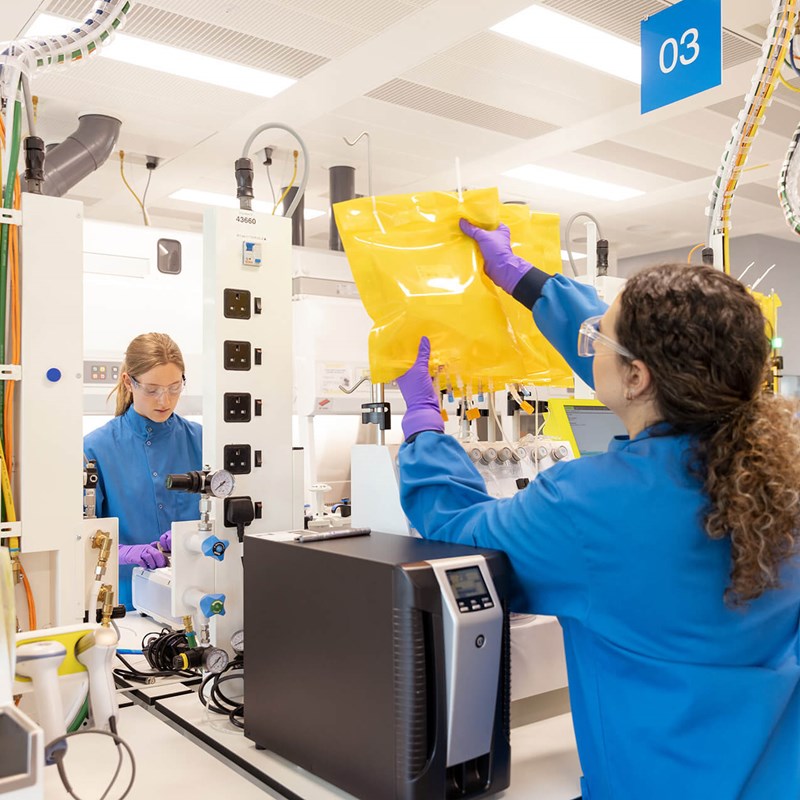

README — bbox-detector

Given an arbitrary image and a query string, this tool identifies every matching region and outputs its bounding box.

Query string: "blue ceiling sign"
[641,0,722,114]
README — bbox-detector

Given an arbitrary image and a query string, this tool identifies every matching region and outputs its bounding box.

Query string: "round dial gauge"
[209,469,235,498]
[230,629,244,655]
[202,646,230,674]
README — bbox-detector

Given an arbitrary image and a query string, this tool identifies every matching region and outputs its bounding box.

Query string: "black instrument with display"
[244,530,512,800]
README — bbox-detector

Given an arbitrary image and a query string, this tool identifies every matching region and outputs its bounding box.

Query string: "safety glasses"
[129,375,185,399]
[577,315,636,360]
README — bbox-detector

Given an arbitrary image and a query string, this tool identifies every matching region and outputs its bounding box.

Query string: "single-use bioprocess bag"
[333,187,573,389]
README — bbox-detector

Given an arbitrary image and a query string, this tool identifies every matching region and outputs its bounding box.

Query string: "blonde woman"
[84,333,201,608]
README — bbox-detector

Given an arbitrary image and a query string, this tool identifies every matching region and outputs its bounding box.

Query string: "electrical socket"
[145,154,160,170]
[261,146,274,166]
[223,496,253,529]
[223,288,251,319]
[223,340,251,371]
[223,393,251,422]
[223,444,252,474]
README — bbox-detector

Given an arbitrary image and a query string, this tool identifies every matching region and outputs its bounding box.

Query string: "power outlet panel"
[223,444,252,474]
[224,340,252,371]
[224,392,251,422]
[223,288,252,319]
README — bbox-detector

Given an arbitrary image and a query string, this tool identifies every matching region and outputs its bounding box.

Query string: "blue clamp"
[199,593,226,618]
[201,535,229,562]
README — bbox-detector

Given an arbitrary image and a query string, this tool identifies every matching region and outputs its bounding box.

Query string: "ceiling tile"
[540,0,760,68]
[366,79,558,139]
[736,182,778,206]
[708,96,800,141]
[575,141,712,181]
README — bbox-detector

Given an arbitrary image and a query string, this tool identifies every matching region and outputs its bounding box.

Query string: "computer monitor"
[544,399,627,457]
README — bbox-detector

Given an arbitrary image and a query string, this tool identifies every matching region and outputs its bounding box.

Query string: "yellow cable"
[0,443,16,522]
[687,243,705,263]
[273,150,298,215]
[118,150,150,226]
[778,70,800,92]
[723,232,731,275]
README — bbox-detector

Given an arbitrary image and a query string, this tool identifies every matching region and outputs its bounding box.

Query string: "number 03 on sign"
[640,0,722,114]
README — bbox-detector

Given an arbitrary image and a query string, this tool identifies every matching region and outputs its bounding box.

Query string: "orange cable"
[4,175,20,472]
[687,243,706,264]
[18,560,36,631]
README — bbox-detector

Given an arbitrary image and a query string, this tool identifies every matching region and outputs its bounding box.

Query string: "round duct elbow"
[41,114,122,197]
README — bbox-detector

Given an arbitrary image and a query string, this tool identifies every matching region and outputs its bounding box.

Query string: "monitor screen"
[446,566,489,601]
[564,405,627,456]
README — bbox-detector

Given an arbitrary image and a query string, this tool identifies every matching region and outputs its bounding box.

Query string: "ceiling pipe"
[38,114,121,197]
[329,165,355,251]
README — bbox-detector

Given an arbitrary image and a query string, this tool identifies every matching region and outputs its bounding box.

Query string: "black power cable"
[199,658,244,728]
[50,725,136,800]
[112,628,198,684]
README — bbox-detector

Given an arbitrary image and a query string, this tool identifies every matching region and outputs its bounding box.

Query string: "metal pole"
[281,185,305,245]
[375,383,385,446]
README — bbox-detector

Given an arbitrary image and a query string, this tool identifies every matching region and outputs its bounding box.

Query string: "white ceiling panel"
[541,0,762,68]
[31,57,255,133]
[538,152,672,194]
[7,0,796,260]
[438,32,639,110]
[736,182,780,206]
[403,53,614,127]
[327,96,521,162]
[575,141,712,182]
[366,79,558,139]
[119,0,416,57]
[45,0,330,77]
[614,125,733,171]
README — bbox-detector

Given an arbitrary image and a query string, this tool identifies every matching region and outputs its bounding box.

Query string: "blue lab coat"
[84,406,203,608]
[398,273,800,800]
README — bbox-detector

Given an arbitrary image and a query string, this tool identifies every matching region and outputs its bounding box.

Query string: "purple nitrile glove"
[459,219,533,296]
[150,530,171,553]
[119,543,168,570]
[397,337,445,440]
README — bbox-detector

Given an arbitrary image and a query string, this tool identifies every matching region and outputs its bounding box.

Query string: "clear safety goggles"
[130,375,185,399]
[577,315,636,360]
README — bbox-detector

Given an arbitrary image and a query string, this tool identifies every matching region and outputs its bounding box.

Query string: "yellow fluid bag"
[333,187,573,389]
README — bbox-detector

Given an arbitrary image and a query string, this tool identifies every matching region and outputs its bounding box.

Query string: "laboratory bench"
[46,613,582,799]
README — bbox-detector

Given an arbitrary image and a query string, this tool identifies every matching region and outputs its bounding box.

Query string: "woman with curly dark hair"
[395,222,800,800]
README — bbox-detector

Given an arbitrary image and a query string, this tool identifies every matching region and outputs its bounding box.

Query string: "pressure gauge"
[209,469,235,498]
[230,629,244,655]
[202,646,230,674]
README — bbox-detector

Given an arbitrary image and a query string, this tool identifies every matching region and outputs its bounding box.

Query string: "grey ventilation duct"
[41,114,121,197]
[328,165,355,251]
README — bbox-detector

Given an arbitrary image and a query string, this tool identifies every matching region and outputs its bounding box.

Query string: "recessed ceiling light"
[491,5,641,84]
[26,14,296,98]
[170,188,324,220]
[503,164,644,202]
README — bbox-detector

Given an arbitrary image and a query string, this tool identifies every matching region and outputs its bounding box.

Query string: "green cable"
[35,5,131,67]
[67,693,90,733]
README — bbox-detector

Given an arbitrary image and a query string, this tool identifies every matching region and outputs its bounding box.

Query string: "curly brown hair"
[616,263,800,606]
